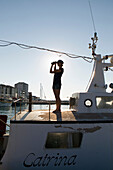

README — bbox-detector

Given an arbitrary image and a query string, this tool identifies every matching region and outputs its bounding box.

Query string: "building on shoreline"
[0,84,16,98]
[0,82,29,99]
[15,82,28,99]
[0,82,41,101]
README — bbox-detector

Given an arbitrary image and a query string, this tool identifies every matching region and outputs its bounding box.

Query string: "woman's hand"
[50,61,56,73]
[51,61,57,65]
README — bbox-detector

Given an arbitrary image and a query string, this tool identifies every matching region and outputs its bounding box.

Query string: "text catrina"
[23,153,77,167]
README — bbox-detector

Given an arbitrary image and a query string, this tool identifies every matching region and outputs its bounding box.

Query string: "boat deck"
[12,109,113,122]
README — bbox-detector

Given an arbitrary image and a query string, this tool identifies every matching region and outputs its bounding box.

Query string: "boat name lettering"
[23,153,77,167]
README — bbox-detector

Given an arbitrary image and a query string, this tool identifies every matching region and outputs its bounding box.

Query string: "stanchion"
[15,102,16,120]
[29,92,32,112]
[49,102,51,121]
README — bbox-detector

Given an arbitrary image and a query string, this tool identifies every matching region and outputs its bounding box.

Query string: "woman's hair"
[57,60,64,64]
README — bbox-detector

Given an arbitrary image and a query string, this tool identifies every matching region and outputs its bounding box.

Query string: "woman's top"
[53,68,64,89]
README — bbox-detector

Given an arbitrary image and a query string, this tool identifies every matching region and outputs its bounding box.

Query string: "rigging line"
[0,39,82,56]
[83,57,93,63]
[64,53,93,60]
[88,0,96,32]
[109,68,113,71]
[0,39,94,62]
[0,39,93,59]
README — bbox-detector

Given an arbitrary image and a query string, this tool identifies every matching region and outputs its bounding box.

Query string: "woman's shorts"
[53,83,61,90]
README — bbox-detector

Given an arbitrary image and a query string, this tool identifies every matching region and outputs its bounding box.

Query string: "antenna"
[88,0,96,32]
[88,0,98,56]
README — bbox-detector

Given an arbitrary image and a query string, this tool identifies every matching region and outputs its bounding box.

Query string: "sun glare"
[43,53,65,72]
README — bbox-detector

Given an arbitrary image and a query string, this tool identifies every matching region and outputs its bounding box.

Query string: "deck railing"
[12,93,69,121]
[12,94,51,121]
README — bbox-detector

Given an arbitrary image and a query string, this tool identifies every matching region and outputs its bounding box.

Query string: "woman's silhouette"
[50,60,64,113]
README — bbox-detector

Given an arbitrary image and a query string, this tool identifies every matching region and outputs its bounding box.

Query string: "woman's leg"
[53,89,61,111]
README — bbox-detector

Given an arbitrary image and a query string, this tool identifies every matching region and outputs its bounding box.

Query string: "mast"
[87,33,113,93]
[87,33,106,92]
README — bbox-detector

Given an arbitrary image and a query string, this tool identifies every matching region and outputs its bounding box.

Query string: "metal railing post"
[49,102,51,121]
[29,92,32,112]
[15,102,16,120]
[20,100,21,114]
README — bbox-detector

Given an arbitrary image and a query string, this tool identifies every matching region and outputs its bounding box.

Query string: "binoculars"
[51,61,57,65]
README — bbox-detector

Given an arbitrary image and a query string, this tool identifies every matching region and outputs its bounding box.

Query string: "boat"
[0,97,12,107]
[1,32,113,170]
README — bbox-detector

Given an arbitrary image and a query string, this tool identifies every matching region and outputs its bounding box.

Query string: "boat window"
[45,132,83,149]
[72,133,83,147]
[96,96,113,109]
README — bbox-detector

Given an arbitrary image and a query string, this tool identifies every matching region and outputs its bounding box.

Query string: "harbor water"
[0,104,69,133]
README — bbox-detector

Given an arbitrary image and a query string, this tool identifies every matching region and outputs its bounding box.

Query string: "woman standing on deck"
[50,60,64,113]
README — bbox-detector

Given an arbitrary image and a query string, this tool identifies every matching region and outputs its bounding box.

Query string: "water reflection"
[0,106,12,111]
[0,105,28,132]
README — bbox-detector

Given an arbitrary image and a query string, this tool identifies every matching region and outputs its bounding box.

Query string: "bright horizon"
[0,0,113,99]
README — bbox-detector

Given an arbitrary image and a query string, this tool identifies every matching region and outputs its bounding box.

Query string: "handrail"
[13,99,21,103]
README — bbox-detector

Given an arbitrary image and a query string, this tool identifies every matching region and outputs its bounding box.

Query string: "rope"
[0,119,10,127]
[0,40,94,63]
[109,68,113,71]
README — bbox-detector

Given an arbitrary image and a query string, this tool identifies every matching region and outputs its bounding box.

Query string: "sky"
[0,0,113,99]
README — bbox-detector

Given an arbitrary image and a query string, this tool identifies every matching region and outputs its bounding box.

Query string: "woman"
[50,60,64,113]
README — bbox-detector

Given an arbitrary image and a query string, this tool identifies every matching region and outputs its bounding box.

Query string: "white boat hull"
[1,121,113,170]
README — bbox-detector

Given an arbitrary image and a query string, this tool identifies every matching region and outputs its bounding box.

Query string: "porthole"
[84,99,92,107]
